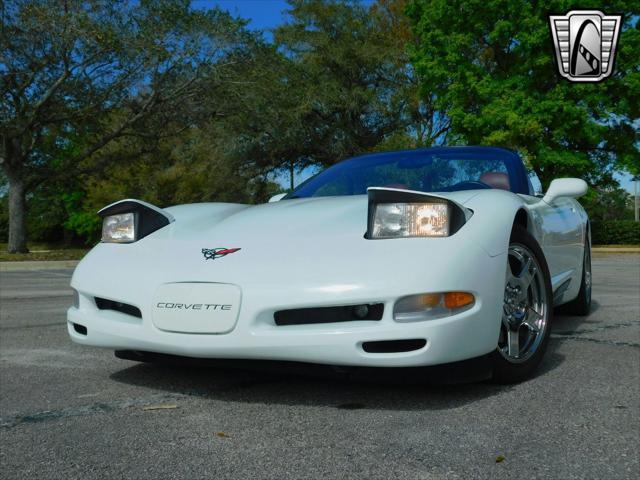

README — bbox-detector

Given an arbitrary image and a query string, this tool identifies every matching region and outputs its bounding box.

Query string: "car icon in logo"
[549,10,622,82]
[202,247,241,261]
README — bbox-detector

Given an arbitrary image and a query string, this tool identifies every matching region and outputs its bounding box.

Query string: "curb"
[0,260,80,272]
[592,248,640,254]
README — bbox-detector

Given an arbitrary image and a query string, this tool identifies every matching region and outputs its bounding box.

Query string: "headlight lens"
[101,213,136,243]
[371,202,450,239]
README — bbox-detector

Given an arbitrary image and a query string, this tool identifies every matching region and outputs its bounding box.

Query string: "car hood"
[76,189,494,291]
[163,191,480,243]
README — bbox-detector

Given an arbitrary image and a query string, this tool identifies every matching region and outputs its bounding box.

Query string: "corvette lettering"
[156,303,232,310]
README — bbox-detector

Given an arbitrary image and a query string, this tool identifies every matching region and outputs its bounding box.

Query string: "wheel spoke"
[519,257,536,289]
[505,258,516,283]
[523,318,540,333]
[527,305,543,320]
[502,312,511,329]
[507,328,520,358]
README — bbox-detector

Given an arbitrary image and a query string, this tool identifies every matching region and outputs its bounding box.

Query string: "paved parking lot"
[1,254,638,479]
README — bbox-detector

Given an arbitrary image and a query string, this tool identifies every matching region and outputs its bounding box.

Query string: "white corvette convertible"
[68,147,591,383]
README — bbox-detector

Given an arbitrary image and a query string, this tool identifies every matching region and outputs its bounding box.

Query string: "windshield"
[287,148,518,199]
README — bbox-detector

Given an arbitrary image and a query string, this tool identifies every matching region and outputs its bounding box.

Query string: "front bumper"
[67,235,506,368]
[69,300,497,368]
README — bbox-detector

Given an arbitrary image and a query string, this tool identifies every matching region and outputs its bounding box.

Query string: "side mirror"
[268,193,287,203]
[542,178,588,204]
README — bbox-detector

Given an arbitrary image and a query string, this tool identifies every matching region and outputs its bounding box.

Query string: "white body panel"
[68,188,588,367]
[519,194,587,301]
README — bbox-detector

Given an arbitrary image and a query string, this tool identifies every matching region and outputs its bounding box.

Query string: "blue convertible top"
[362,146,530,195]
[288,146,532,198]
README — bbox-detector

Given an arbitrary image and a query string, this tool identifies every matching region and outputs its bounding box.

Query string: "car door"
[521,174,585,292]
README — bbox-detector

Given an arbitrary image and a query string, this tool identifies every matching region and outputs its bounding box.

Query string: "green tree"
[265,0,447,187]
[581,184,635,222]
[407,0,639,188]
[1,0,256,252]
[61,122,282,243]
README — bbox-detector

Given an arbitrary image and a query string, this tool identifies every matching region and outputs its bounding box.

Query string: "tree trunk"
[7,175,29,254]
[289,161,295,191]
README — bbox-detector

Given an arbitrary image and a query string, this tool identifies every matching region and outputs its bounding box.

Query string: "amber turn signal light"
[444,292,475,309]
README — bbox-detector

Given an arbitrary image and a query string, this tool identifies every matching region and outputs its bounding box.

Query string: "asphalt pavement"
[0,255,638,479]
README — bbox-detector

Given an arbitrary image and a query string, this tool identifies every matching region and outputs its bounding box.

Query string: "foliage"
[0,0,260,251]
[407,0,640,187]
[59,127,282,241]
[591,220,640,245]
[2,0,434,247]
[1,0,637,249]
[265,0,445,184]
[62,191,102,244]
[579,184,635,223]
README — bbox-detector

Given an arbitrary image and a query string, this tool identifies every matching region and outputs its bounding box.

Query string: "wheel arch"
[464,191,532,257]
[514,208,528,231]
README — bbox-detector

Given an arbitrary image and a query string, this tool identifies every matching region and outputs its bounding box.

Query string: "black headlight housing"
[98,199,174,243]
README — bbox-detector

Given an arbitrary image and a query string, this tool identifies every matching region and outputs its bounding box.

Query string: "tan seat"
[480,172,510,191]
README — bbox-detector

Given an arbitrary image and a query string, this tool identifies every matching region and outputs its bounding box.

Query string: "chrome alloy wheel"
[499,243,549,364]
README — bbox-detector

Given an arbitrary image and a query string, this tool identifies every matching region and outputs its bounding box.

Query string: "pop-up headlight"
[366,188,471,240]
[372,202,450,238]
[101,213,136,243]
[98,199,174,244]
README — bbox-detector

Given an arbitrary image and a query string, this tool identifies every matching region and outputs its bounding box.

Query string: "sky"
[193,0,636,193]
[193,0,291,31]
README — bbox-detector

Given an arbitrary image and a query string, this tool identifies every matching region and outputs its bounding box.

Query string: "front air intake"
[274,304,384,326]
[95,297,142,318]
[362,339,426,353]
[72,323,87,335]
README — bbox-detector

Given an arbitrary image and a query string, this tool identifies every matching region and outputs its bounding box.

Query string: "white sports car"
[68,147,591,383]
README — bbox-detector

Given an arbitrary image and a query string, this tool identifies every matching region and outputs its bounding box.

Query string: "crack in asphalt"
[0,393,187,429]
[0,322,66,331]
[0,378,284,429]
[0,293,72,300]
[550,334,640,349]
[551,320,640,348]
[553,320,639,336]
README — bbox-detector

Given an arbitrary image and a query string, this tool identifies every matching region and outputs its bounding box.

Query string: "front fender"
[463,190,528,257]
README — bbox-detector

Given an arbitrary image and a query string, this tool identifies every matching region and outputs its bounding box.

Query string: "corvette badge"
[202,247,241,261]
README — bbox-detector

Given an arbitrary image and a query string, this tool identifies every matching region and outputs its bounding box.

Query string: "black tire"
[557,228,592,316]
[490,225,553,384]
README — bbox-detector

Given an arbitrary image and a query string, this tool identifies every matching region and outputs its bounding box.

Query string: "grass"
[0,243,90,262]
[592,244,639,248]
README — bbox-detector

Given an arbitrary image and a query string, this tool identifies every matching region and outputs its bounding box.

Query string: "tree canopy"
[407,0,639,187]
[0,0,638,251]
[1,0,260,251]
